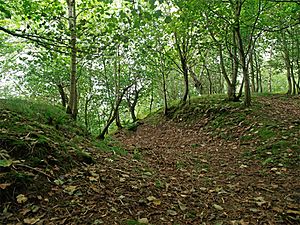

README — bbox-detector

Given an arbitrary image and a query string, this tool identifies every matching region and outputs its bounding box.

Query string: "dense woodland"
[0,0,299,136]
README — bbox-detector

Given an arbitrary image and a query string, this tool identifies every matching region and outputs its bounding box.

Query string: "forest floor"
[1,95,300,225]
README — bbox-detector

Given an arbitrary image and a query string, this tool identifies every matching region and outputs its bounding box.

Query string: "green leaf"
[0,159,13,167]
[165,16,172,23]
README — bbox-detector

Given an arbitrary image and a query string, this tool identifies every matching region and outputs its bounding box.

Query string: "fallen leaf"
[64,185,77,195]
[24,217,40,224]
[0,183,11,189]
[249,208,259,213]
[239,164,248,168]
[31,205,40,213]
[54,179,64,185]
[138,218,149,224]
[272,207,283,213]
[287,210,300,215]
[153,199,161,206]
[239,219,249,225]
[21,208,31,216]
[167,209,177,216]
[213,204,224,211]
[17,194,28,203]
[253,196,267,207]
[91,185,101,194]
[147,196,157,201]
[0,159,13,167]
[93,219,104,224]
[89,176,98,182]
[178,200,187,211]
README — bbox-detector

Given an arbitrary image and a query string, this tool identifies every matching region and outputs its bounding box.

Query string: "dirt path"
[2,95,299,225]
[113,119,299,225]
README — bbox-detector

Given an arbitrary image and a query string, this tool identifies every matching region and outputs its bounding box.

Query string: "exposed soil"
[1,95,299,225]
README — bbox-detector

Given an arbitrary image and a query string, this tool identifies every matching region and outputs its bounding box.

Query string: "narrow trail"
[114,119,299,224]
[1,96,299,224]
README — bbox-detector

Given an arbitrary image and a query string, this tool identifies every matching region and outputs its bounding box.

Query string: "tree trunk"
[210,29,238,101]
[66,0,78,120]
[254,50,261,92]
[234,1,251,106]
[97,85,132,140]
[206,66,213,94]
[162,68,168,115]
[84,95,93,132]
[126,88,140,122]
[230,30,239,100]
[250,53,256,92]
[149,82,154,113]
[174,32,189,104]
[115,110,122,129]
[57,83,67,108]
[283,51,293,95]
[189,67,203,95]
[268,67,272,93]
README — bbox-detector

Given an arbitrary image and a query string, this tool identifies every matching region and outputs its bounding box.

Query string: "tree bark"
[250,53,256,92]
[66,0,78,120]
[189,67,203,95]
[127,88,141,122]
[174,32,189,104]
[234,1,251,106]
[97,85,132,140]
[57,83,67,108]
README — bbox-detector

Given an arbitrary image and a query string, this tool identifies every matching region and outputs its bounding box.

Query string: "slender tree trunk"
[250,53,256,92]
[149,82,154,113]
[182,65,189,103]
[127,88,140,122]
[231,30,239,100]
[84,95,93,132]
[115,111,122,129]
[234,1,251,106]
[282,32,293,95]
[57,83,67,108]
[210,30,238,101]
[97,85,132,140]
[189,67,203,95]
[162,71,168,115]
[283,52,293,95]
[218,44,237,101]
[296,59,300,94]
[206,66,213,95]
[268,69,272,93]
[66,0,78,120]
[174,32,189,104]
[115,44,122,128]
[254,50,261,92]
[237,77,244,99]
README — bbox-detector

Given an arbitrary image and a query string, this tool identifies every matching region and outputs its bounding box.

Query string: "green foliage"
[93,138,128,156]
[133,149,142,160]
[0,98,70,125]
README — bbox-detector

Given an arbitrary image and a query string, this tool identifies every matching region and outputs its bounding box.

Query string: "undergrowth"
[0,98,95,206]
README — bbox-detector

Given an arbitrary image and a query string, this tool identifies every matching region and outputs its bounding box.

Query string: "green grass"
[0,98,100,206]
[0,98,69,125]
[93,138,128,156]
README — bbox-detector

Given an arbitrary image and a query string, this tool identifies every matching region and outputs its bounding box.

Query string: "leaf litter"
[1,96,299,224]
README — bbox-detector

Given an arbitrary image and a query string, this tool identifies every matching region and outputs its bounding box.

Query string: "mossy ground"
[0,99,93,206]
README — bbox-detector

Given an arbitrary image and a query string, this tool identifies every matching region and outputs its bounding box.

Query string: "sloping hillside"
[0,95,299,224]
